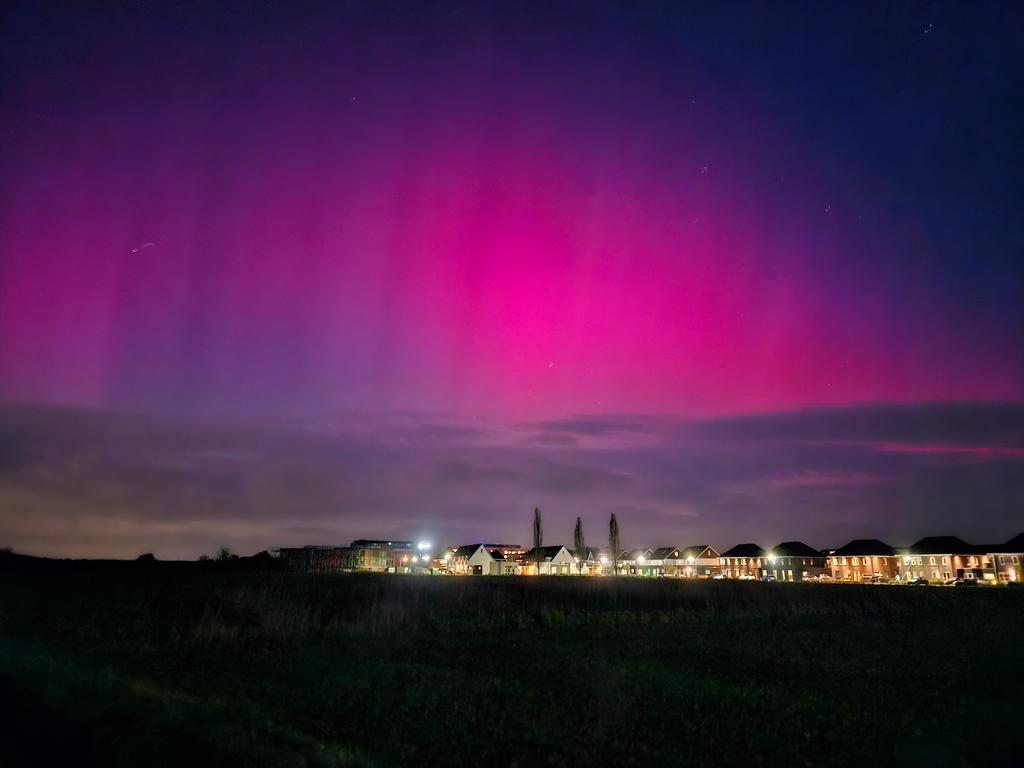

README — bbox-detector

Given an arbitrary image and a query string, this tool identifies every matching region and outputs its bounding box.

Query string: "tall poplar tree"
[573,516,585,574]
[532,507,543,575]
[609,513,620,575]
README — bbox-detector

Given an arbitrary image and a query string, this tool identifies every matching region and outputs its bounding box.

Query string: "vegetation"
[609,512,620,574]
[1,555,1022,767]
[533,506,543,572]
[573,516,585,574]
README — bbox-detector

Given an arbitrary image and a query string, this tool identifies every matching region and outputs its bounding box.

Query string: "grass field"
[1,557,1022,767]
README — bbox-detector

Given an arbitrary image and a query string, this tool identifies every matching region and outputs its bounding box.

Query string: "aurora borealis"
[1,2,1022,558]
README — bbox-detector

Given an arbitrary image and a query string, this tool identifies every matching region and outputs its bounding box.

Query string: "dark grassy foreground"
[1,559,1022,767]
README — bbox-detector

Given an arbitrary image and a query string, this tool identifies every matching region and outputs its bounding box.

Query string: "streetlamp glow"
[417,541,431,550]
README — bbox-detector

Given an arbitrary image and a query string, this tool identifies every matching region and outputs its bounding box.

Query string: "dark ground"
[1,555,1021,767]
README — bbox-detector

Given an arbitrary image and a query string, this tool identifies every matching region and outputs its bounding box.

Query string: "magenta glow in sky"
[2,2,1020,419]
[1,2,1022,557]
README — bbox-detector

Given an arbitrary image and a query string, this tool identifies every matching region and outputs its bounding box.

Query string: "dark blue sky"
[0,1,1021,557]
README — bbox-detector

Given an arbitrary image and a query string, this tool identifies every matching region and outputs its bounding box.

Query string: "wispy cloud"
[0,401,1021,559]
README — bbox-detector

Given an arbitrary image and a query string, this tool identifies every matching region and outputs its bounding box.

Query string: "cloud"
[689,401,1024,449]
[0,400,1021,559]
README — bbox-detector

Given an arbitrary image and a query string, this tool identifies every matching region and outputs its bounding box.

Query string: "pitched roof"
[679,545,718,560]
[832,539,895,557]
[908,536,973,554]
[453,544,486,558]
[522,545,569,561]
[1000,533,1024,552]
[721,543,766,558]
[649,547,681,560]
[623,548,653,561]
[770,541,823,558]
[487,549,505,560]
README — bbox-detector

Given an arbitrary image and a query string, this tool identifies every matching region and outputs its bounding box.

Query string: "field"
[1,557,1022,767]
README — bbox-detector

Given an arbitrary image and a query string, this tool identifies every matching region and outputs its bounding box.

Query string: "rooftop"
[721,543,766,558]
[770,541,823,558]
[832,539,895,557]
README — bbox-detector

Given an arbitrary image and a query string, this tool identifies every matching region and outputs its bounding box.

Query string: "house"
[898,536,992,582]
[720,544,766,578]
[986,533,1024,583]
[521,545,576,575]
[646,547,684,576]
[764,541,830,581]
[488,549,519,576]
[678,545,722,578]
[620,548,655,576]
[828,539,899,581]
[577,547,612,575]
[448,544,506,575]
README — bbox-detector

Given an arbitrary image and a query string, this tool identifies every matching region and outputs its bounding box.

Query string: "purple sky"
[0,2,1022,557]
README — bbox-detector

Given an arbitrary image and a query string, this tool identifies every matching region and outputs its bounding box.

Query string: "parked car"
[711,573,725,580]
[907,577,930,586]
[953,578,978,587]
[761,575,776,582]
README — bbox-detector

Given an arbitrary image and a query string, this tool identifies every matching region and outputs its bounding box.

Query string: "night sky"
[1,1,1022,558]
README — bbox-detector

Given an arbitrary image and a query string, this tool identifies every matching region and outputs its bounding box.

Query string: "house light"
[443,552,452,561]
[421,554,429,562]
[600,556,609,564]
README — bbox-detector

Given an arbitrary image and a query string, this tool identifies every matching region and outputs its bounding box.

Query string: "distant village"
[276,527,1024,585]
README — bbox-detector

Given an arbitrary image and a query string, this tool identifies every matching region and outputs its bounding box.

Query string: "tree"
[216,546,233,561]
[609,513,620,575]
[573,516,585,574]
[532,507,543,575]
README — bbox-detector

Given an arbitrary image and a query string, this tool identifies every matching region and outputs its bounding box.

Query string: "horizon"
[2,398,1022,560]
[2,1,1022,559]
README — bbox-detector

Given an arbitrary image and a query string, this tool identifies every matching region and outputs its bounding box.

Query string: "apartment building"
[828,539,900,581]
[720,543,766,578]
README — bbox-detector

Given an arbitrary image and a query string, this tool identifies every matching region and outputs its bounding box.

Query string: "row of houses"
[277,533,1024,583]
[711,534,1023,583]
